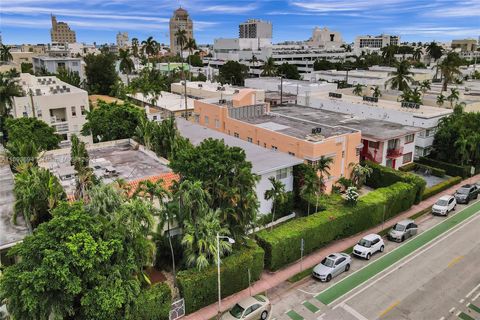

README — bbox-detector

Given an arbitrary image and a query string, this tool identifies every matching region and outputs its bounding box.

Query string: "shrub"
[364,160,426,204]
[398,162,417,172]
[399,162,446,177]
[177,240,264,314]
[422,176,462,199]
[256,182,416,271]
[417,157,470,178]
[129,283,172,320]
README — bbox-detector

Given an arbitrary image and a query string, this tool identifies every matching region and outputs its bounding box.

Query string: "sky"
[1,0,480,45]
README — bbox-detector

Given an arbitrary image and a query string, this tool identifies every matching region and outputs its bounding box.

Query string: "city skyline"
[2,0,480,45]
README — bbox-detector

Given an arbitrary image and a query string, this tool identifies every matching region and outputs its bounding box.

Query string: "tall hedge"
[177,240,264,314]
[422,176,462,199]
[128,283,172,320]
[256,182,416,271]
[364,160,426,204]
[417,157,471,178]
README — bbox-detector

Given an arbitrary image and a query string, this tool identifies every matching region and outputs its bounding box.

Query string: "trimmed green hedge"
[399,162,446,178]
[422,176,462,199]
[417,157,471,178]
[365,160,426,204]
[177,240,264,314]
[256,182,416,271]
[129,283,172,320]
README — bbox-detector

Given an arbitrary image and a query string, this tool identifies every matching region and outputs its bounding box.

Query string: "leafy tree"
[21,62,33,74]
[0,200,154,320]
[264,177,287,230]
[5,117,61,150]
[261,57,277,76]
[56,67,83,88]
[188,54,203,67]
[349,163,373,188]
[426,42,443,61]
[81,101,145,142]
[13,167,65,232]
[129,67,169,105]
[84,52,118,95]
[277,62,301,80]
[385,60,414,91]
[170,138,259,240]
[439,52,462,91]
[5,140,39,171]
[313,59,335,71]
[219,61,249,85]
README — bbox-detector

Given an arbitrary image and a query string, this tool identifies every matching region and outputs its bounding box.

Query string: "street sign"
[169,298,185,320]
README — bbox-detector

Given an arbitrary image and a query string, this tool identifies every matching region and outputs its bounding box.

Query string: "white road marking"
[466,283,480,298]
[449,307,456,313]
[459,299,465,304]
[297,289,317,295]
[438,317,445,320]
[340,303,369,320]
[316,313,326,320]
[326,211,480,307]
[473,292,480,302]
[456,311,461,316]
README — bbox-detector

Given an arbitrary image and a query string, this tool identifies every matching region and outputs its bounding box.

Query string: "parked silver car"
[221,295,271,320]
[312,253,351,282]
[388,219,418,242]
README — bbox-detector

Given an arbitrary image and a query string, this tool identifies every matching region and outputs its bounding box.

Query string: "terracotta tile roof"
[126,172,179,197]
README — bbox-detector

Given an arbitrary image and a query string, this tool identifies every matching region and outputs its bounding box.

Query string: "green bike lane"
[315,200,480,306]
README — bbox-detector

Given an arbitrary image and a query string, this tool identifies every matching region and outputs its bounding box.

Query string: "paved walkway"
[184,175,480,320]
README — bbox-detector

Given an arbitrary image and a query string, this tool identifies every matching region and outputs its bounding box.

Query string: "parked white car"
[353,234,384,260]
[312,253,351,282]
[432,195,456,216]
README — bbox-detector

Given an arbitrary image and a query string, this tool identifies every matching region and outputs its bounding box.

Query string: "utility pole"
[280,75,284,106]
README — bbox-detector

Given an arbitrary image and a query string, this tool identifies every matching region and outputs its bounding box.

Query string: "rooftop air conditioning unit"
[234,89,240,94]
[217,86,222,91]
[198,84,203,88]
[219,99,227,104]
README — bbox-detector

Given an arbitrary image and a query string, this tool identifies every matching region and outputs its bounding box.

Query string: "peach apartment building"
[193,89,362,191]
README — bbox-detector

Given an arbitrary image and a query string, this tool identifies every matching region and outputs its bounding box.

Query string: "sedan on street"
[221,295,271,320]
[312,253,351,282]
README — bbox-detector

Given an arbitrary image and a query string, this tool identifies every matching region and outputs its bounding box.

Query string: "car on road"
[388,219,418,242]
[432,195,456,216]
[352,234,385,260]
[454,184,479,204]
[221,295,271,320]
[312,253,351,282]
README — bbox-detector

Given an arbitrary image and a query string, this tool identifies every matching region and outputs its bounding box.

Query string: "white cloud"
[199,3,258,14]
[388,25,480,37]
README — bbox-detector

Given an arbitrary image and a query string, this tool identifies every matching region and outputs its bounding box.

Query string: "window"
[271,145,278,151]
[194,115,199,123]
[234,132,239,138]
[263,143,267,148]
[288,151,295,156]
[37,109,42,117]
[247,137,253,143]
[405,134,414,144]
[71,106,76,117]
[276,168,289,179]
[80,105,86,115]
[243,307,254,317]
[403,152,412,164]
[204,115,209,125]
[425,129,432,137]
[153,116,157,120]
[336,257,346,265]
[215,119,220,128]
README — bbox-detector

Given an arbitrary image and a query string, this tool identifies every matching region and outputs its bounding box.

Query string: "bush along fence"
[177,240,264,314]
[417,157,471,178]
[130,282,172,320]
[399,162,446,178]
[256,181,417,271]
[422,176,462,199]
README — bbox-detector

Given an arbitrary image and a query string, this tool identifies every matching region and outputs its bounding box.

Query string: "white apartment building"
[171,81,266,102]
[12,73,92,145]
[239,19,273,39]
[116,32,129,48]
[307,27,344,50]
[354,34,400,52]
[32,56,84,79]
[127,91,195,119]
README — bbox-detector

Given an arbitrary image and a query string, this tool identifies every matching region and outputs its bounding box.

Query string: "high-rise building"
[116,32,129,48]
[239,19,272,39]
[354,34,399,51]
[307,27,343,49]
[169,7,193,55]
[50,15,76,43]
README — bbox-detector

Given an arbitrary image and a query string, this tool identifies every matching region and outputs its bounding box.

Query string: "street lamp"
[217,233,235,318]
[279,74,285,106]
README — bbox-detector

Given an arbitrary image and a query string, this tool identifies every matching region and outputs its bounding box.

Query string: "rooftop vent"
[198,84,203,88]
[219,99,227,104]
[329,92,342,98]
[234,89,240,94]
[363,96,378,103]
[311,127,322,135]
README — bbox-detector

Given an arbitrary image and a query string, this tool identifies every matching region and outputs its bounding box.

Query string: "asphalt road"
[269,196,480,320]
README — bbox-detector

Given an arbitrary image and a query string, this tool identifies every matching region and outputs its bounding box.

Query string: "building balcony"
[387,147,404,158]
[360,149,382,163]
[52,122,69,133]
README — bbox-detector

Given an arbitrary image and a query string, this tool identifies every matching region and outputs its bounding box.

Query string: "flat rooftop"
[176,119,303,174]
[128,92,194,112]
[172,81,242,95]
[18,73,85,96]
[312,92,453,119]
[0,148,28,249]
[39,140,171,195]
[272,105,422,141]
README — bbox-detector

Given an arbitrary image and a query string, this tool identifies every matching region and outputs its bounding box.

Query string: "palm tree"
[381,44,397,65]
[413,47,422,61]
[141,36,158,59]
[174,179,210,226]
[184,38,197,80]
[419,80,431,93]
[182,208,232,270]
[341,44,353,52]
[315,156,334,192]
[261,57,277,76]
[426,42,443,62]
[439,52,462,91]
[300,170,316,216]
[372,86,382,98]
[454,134,470,165]
[0,72,23,117]
[6,140,39,171]
[349,163,373,188]
[264,177,287,230]
[447,88,460,107]
[118,48,134,84]
[436,94,446,106]
[174,29,188,57]
[131,38,140,57]
[353,84,364,96]
[385,60,414,91]
[410,87,423,104]
[0,44,13,63]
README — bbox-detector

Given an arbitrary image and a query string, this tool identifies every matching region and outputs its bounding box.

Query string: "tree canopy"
[81,101,145,142]
[84,52,118,95]
[5,117,61,151]
[219,61,249,85]
[277,62,301,80]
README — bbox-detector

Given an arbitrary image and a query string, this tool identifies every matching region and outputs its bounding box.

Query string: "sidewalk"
[184,175,480,320]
